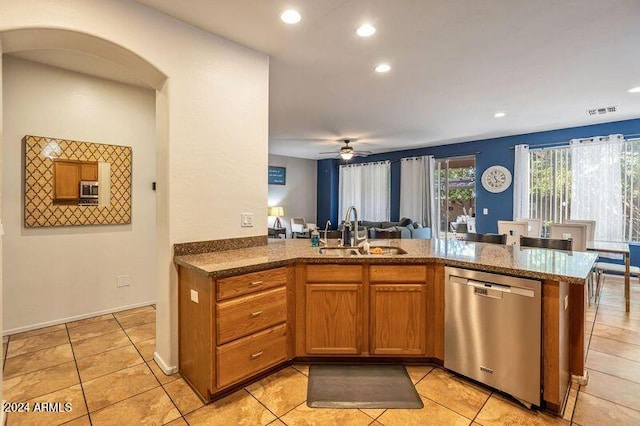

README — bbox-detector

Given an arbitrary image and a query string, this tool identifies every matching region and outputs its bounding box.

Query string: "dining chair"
[497,220,529,246]
[369,228,402,239]
[549,223,587,251]
[595,243,640,301]
[565,220,596,243]
[291,217,310,238]
[520,236,573,251]
[463,233,507,244]
[516,218,543,237]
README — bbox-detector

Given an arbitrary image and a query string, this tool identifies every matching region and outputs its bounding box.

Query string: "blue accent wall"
[318,118,640,233]
[317,159,340,229]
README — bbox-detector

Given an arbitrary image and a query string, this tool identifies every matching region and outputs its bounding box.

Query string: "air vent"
[586,106,617,116]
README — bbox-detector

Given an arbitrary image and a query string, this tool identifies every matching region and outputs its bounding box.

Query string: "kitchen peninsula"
[174,238,597,415]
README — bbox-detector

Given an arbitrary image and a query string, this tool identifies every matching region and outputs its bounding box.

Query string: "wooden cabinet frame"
[179,261,580,416]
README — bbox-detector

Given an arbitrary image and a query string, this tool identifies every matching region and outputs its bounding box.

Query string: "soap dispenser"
[310,229,320,247]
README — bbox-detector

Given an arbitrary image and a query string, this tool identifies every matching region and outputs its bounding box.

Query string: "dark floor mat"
[307,364,424,409]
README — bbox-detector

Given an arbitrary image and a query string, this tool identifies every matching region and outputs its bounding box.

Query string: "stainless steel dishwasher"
[444,267,541,407]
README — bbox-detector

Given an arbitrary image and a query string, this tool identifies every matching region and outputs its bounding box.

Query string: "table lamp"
[268,206,285,228]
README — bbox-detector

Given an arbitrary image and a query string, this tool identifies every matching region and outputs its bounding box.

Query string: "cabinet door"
[80,162,98,181]
[370,284,426,355]
[53,161,79,200]
[306,284,362,354]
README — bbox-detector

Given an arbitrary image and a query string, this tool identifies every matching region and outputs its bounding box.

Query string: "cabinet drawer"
[306,265,362,283]
[217,324,287,388]
[217,268,287,301]
[370,265,427,283]
[217,286,287,344]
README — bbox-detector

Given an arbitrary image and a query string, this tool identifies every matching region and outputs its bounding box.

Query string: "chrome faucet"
[320,220,331,246]
[342,206,367,247]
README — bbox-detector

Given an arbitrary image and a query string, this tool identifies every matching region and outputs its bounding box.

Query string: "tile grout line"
[470,390,493,425]
[98,305,184,422]
[2,343,78,381]
[417,367,494,422]
[579,369,640,414]
[579,278,640,416]
[243,387,282,421]
[64,321,94,426]
[76,309,167,422]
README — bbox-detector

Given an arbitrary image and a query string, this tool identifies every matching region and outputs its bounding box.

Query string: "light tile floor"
[2,275,639,425]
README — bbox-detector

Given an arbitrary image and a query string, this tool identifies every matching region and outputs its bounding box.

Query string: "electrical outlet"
[483,208,489,215]
[117,275,130,288]
[190,289,199,303]
[241,213,254,227]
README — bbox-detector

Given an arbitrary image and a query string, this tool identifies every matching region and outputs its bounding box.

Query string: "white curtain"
[513,144,530,220]
[570,134,624,241]
[399,156,437,227]
[339,161,390,221]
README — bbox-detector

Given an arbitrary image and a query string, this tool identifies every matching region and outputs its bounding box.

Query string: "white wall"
[2,56,156,331]
[0,40,5,425]
[268,154,317,235]
[0,0,269,370]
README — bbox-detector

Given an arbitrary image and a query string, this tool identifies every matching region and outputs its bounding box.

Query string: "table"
[586,241,630,312]
[268,227,286,239]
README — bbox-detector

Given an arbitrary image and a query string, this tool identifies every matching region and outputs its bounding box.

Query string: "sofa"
[340,217,432,239]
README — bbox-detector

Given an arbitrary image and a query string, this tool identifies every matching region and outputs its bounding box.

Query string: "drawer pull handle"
[249,281,263,287]
[250,311,263,318]
[250,350,264,359]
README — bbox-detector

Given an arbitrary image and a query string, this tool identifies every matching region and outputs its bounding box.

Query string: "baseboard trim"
[3,300,156,337]
[154,351,178,375]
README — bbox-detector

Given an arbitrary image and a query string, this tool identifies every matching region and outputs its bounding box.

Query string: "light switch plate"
[483,208,488,215]
[190,289,199,303]
[241,213,254,227]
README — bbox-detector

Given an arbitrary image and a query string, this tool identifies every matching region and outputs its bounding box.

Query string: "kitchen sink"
[318,247,361,256]
[318,246,408,256]
[367,246,408,255]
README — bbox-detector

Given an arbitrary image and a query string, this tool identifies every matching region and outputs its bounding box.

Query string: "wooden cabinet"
[369,265,427,355]
[80,162,98,181]
[306,284,363,354]
[53,160,80,199]
[304,265,364,355]
[217,323,287,388]
[217,286,287,345]
[370,284,426,355]
[178,265,292,401]
[53,160,98,200]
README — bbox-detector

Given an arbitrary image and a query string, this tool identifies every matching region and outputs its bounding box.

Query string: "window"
[338,161,390,221]
[529,137,640,242]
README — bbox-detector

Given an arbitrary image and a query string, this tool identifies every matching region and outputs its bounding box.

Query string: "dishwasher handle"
[467,279,534,298]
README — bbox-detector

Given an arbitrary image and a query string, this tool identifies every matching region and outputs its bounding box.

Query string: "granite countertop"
[174,238,598,285]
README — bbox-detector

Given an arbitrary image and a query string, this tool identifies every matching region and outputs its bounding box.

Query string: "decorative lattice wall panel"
[24,135,132,227]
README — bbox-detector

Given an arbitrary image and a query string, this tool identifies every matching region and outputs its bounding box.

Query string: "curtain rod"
[508,132,640,150]
[389,151,481,164]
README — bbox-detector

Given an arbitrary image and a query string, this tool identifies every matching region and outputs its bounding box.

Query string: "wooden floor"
[2,274,639,425]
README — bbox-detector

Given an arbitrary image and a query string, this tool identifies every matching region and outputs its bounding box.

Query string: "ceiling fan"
[319,139,373,161]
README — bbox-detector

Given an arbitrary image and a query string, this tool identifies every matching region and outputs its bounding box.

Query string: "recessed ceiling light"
[356,24,376,37]
[494,112,506,118]
[375,64,391,73]
[628,87,640,93]
[280,9,301,24]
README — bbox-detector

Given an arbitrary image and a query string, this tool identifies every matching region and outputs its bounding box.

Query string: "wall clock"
[481,165,512,193]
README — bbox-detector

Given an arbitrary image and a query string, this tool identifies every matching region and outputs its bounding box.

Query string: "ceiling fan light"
[341,152,354,160]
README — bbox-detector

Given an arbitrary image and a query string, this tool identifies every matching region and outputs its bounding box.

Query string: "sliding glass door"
[435,156,476,239]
